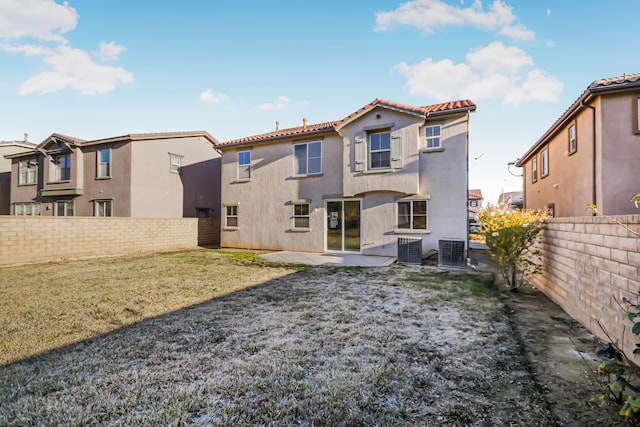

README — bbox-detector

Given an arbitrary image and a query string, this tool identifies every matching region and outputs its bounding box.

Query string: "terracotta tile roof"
[590,72,640,89]
[221,98,476,147]
[221,121,340,146]
[517,72,640,165]
[468,189,483,200]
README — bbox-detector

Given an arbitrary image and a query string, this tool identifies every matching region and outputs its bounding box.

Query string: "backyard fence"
[532,214,640,361]
[0,216,220,266]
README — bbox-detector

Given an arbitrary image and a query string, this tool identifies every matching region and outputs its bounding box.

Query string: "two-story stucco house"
[5,131,221,218]
[516,73,640,217]
[218,98,476,258]
[0,137,37,215]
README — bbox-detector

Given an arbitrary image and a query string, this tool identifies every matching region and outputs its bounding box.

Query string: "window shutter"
[354,131,366,172]
[391,129,403,169]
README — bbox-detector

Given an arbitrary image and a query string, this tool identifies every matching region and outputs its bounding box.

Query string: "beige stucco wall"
[599,94,640,215]
[340,108,421,196]
[221,107,471,257]
[221,133,343,251]
[523,92,640,217]
[419,113,469,246]
[130,136,221,218]
[2,146,37,214]
[78,143,132,216]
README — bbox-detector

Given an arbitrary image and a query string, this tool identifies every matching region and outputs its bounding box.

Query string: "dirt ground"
[468,248,622,426]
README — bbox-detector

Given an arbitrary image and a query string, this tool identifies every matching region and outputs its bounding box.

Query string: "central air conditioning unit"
[397,237,422,265]
[438,238,465,269]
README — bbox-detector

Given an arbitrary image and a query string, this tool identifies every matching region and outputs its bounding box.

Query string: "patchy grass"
[0,258,559,426]
[0,249,298,366]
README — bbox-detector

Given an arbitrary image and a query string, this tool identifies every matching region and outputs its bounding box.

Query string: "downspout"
[465,110,470,263]
[580,99,597,215]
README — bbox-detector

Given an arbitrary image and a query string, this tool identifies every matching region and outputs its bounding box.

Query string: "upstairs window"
[369,131,391,169]
[397,200,428,230]
[293,203,310,228]
[169,153,182,174]
[568,124,577,155]
[425,125,441,149]
[55,153,71,181]
[97,148,111,178]
[237,151,251,180]
[19,159,37,185]
[532,158,538,182]
[634,94,640,134]
[541,148,549,177]
[294,141,322,175]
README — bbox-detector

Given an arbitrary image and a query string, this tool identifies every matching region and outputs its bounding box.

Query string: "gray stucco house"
[218,98,476,258]
[5,131,221,218]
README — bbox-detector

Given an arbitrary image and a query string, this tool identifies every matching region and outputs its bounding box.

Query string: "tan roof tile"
[221,98,476,147]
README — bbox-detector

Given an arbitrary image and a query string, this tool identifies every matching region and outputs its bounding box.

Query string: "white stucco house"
[218,98,476,259]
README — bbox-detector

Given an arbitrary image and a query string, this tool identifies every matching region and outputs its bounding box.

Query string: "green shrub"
[477,205,547,290]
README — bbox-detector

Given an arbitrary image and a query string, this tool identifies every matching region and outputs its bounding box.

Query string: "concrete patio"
[260,251,397,267]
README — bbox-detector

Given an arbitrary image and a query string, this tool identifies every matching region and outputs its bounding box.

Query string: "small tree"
[477,205,548,290]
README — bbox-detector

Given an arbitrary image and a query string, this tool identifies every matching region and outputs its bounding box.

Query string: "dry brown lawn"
[0,249,615,425]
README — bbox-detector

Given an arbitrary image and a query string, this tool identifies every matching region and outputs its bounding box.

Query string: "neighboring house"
[5,131,221,218]
[498,191,523,209]
[218,98,476,258]
[468,189,483,232]
[0,136,37,215]
[516,73,640,217]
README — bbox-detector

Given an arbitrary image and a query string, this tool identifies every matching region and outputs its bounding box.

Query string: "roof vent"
[275,121,280,131]
[303,118,307,128]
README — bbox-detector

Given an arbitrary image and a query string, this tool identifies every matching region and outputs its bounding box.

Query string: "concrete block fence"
[532,215,640,361]
[0,216,220,266]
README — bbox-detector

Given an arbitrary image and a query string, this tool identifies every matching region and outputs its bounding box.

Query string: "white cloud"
[0,0,78,42]
[547,9,551,16]
[466,41,532,75]
[394,58,475,100]
[0,1,133,95]
[393,42,563,107]
[259,96,293,111]
[97,41,126,61]
[375,0,534,41]
[200,89,230,104]
[18,45,134,95]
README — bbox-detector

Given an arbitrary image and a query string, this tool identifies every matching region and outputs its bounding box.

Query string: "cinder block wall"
[532,215,640,361]
[0,217,220,266]
[197,218,220,247]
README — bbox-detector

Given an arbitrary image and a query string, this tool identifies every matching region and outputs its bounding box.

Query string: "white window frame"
[94,199,113,217]
[169,153,182,174]
[97,148,112,178]
[368,131,391,169]
[541,148,549,177]
[237,151,251,180]
[55,200,74,216]
[532,157,538,183]
[568,125,577,154]
[293,203,310,229]
[396,199,428,231]
[18,159,37,185]
[14,202,41,216]
[225,204,238,228]
[55,153,71,181]
[425,125,442,149]
[293,141,322,176]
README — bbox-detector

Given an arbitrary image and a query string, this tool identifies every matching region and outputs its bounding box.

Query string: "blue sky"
[1,0,637,204]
